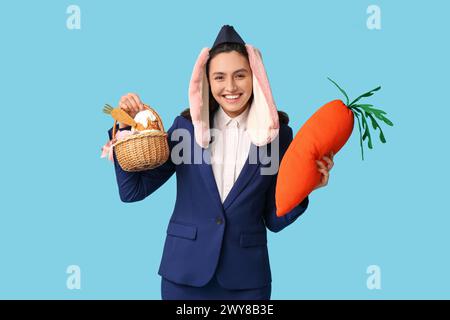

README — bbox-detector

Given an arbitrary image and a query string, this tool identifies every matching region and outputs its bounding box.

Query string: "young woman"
[108,25,334,300]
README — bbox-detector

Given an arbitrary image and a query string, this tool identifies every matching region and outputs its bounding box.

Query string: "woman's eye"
[236,74,245,79]
[214,76,223,80]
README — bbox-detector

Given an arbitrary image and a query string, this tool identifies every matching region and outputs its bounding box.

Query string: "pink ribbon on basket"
[100,140,114,162]
[100,130,133,162]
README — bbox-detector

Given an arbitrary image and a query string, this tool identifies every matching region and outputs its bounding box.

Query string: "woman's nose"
[225,79,238,92]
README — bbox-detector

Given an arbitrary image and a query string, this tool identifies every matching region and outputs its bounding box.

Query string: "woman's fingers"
[128,93,143,111]
[316,159,327,170]
[119,96,137,118]
[128,93,141,104]
[322,156,334,170]
[315,154,333,190]
[125,94,139,113]
[119,97,130,111]
[117,93,147,125]
[123,98,136,114]
[318,168,329,176]
[318,168,329,185]
[118,93,145,121]
[119,103,130,116]
[314,166,331,190]
[316,152,334,171]
[120,95,130,108]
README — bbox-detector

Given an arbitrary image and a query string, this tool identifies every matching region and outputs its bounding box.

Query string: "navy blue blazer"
[108,115,309,290]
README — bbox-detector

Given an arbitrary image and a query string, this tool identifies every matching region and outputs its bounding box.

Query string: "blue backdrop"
[0,0,448,299]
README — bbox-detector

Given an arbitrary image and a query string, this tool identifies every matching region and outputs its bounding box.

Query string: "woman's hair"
[180,42,289,125]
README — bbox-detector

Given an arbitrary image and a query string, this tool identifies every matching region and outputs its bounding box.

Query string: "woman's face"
[208,51,253,118]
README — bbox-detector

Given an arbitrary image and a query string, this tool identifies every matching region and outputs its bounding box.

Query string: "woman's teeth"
[223,94,242,103]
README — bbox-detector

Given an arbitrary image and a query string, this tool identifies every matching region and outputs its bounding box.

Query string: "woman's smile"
[222,93,243,104]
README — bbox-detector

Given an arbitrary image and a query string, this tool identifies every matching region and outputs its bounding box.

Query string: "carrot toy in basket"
[275,78,393,217]
[101,103,169,172]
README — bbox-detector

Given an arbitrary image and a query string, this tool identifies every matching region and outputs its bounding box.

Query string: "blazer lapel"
[198,147,224,213]
[222,144,261,210]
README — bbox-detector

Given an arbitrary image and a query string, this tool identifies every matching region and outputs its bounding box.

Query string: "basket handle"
[112,104,166,140]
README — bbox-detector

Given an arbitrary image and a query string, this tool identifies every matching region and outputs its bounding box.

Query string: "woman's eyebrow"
[212,68,249,76]
[232,68,249,74]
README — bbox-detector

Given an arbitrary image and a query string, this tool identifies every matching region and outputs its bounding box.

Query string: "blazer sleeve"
[263,125,309,233]
[107,116,180,203]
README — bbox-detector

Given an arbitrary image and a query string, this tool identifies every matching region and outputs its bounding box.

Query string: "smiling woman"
[106,25,332,301]
[180,42,290,125]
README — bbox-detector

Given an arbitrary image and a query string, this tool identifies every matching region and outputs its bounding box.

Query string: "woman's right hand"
[118,93,146,128]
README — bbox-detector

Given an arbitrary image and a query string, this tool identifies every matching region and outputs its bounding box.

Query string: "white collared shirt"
[210,106,252,203]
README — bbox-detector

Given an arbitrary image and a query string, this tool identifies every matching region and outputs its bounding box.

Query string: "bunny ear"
[245,44,279,146]
[189,47,211,148]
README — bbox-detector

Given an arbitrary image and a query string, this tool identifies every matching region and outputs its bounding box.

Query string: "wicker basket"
[112,104,169,172]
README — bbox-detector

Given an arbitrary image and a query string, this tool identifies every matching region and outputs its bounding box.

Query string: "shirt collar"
[214,105,250,130]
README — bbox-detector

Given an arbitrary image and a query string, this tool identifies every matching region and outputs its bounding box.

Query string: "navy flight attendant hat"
[211,25,246,50]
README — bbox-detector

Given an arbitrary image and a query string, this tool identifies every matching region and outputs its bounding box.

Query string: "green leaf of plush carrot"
[358,104,386,114]
[374,112,394,127]
[362,119,373,149]
[353,107,373,149]
[353,108,368,135]
[349,86,381,107]
[327,77,349,106]
[353,111,365,160]
[365,112,387,143]
[358,104,385,116]
[358,104,394,126]
[371,111,393,127]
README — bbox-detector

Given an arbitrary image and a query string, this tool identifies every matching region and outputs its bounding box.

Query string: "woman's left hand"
[313,151,334,190]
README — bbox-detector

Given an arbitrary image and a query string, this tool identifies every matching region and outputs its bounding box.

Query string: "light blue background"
[0,0,448,299]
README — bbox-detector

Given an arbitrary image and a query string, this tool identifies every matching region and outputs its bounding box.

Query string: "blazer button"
[216,217,224,225]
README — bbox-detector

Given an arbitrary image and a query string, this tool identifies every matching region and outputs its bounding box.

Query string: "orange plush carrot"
[275,78,393,217]
[103,104,138,128]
